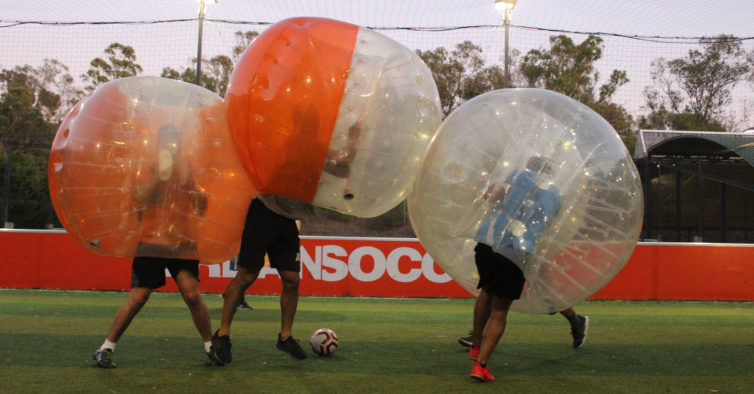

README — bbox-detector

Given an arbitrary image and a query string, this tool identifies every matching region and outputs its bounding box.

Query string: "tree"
[0,68,57,153]
[417,41,506,117]
[640,34,750,131]
[0,66,57,228]
[82,42,143,92]
[162,30,259,97]
[518,34,634,146]
[0,150,54,228]
[232,30,259,63]
[162,55,234,97]
[0,60,79,123]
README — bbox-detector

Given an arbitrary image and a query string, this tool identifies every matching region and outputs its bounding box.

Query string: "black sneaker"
[457,331,473,347]
[570,314,589,349]
[206,345,224,366]
[92,348,116,369]
[211,330,232,364]
[276,333,308,360]
[238,300,253,310]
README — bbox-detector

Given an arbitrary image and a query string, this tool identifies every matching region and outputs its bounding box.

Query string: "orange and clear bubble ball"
[49,76,256,262]
[408,89,644,313]
[226,17,441,218]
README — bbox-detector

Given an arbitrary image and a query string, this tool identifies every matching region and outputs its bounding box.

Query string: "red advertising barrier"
[1,230,753,300]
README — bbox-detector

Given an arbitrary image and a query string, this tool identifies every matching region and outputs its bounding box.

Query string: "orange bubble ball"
[226,17,442,218]
[227,17,357,204]
[49,76,256,263]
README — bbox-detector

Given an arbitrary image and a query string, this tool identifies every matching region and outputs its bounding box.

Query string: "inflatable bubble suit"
[408,89,643,313]
[49,76,256,263]
[226,17,442,218]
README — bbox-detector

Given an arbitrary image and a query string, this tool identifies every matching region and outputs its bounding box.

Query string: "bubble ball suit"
[226,17,441,218]
[49,76,256,262]
[408,89,643,313]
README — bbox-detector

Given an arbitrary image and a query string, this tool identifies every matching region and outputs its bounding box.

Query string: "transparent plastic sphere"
[226,17,441,218]
[408,89,643,313]
[49,76,256,262]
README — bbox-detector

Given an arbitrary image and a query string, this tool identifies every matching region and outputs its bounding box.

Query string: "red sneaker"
[470,361,494,382]
[469,346,480,361]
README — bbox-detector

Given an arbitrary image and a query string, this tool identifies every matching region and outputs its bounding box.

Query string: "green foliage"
[641,34,750,131]
[0,64,60,228]
[232,30,260,63]
[417,41,505,116]
[0,150,54,228]
[0,69,58,150]
[518,34,634,144]
[161,30,258,98]
[82,42,143,92]
[162,55,234,97]
[521,35,606,103]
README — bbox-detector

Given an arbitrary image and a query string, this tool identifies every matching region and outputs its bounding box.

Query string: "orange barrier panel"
[1,230,753,300]
[592,242,754,300]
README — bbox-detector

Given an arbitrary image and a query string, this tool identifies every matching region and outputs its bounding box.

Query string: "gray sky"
[2,0,754,128]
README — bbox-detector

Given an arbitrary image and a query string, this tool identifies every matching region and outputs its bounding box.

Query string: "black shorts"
[130,256,200,290]
[237,198,301,273]
[474,243,525,300]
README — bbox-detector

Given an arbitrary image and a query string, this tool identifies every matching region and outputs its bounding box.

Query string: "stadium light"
[494,0,517,88]
[195,0,217,85]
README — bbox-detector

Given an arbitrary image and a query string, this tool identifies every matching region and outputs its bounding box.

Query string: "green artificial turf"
[0,289,752,393]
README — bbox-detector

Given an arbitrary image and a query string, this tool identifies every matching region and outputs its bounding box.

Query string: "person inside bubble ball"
[132,123,207,257]
[467,155,588,382]
[92,124,220,369]
[475,155,561,260]
[323,120,363,180]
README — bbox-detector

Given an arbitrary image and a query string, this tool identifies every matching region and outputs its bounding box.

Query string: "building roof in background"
[636,129,754,166]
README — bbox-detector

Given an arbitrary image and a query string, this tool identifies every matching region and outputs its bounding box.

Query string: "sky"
[2,0,754,128]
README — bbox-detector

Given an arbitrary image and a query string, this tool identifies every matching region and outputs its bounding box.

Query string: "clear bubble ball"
[408,89,643,313]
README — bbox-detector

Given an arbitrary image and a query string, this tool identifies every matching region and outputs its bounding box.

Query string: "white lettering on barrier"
[204,243,452,284]
[386,247,422,283]
[323,245,349,281]
[348,246,385,282]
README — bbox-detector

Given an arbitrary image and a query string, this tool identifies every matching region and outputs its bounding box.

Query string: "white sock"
[204,341,212,353]
[100,339,117,352]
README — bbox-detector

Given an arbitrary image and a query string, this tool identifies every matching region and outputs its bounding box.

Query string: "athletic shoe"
[457,331,473,347]
[276,333,308,360]
[570,314,589,349]
[469,346,480,361]
[92,349,116,369]
[211,330,232,364]
[238,300,253,310]
[219,294,253,310]
[470,361,494,382]
[206,345,224,366]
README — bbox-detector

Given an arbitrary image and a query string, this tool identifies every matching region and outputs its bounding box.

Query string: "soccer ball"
[310,328,339,356]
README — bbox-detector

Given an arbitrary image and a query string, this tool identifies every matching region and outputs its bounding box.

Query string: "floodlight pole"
[495,0,517,88]
[504,6,511,88]
[195,0,206,85]
[2,145,11,227]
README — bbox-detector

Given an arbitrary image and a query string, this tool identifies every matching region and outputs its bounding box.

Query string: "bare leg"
[105,287,152,343]
[174,270,212,341]
[477,295,514,365]
[471,290,492,347]
[559,307,575,320]
[217,266,259,336]
[278,270,300,340]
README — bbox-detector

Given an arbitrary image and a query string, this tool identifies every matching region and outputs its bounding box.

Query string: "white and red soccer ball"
[310,328,339,356]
